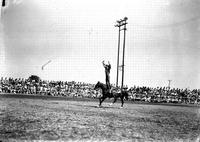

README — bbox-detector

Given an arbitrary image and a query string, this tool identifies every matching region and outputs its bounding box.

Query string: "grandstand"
[1,77,200,105]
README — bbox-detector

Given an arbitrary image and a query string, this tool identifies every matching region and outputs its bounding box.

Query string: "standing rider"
[102,60,111,93]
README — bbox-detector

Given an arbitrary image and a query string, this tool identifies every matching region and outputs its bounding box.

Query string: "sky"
[0,0,200,89]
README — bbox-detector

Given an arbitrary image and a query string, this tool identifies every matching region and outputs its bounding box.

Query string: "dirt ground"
[0,94,200,142]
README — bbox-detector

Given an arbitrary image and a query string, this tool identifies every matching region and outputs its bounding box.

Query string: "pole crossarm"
[115,17,128,27]
[116,17,128,23]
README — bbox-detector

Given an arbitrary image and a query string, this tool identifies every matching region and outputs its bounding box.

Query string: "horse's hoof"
[120,106,123,109]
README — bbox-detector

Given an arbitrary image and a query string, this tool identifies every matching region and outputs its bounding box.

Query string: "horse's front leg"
[99,96,106,107]
[120,96,124,108]
[99,97,102,107]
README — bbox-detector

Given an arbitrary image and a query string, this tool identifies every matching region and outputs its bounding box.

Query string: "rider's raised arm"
[102,61,106,67]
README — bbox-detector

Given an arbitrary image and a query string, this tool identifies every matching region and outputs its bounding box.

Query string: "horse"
[94,81,129,107]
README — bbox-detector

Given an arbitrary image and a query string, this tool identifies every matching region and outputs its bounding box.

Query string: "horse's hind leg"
[120,96,124,108]
[110,97,117,106]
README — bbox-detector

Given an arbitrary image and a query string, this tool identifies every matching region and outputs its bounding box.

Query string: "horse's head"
[94,81,102,90]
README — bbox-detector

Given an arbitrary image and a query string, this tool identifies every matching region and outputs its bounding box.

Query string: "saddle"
[107,88,120,98]
[106,87,113,94]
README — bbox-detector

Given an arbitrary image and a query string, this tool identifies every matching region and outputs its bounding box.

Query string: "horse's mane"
[98,82,106,87]
[97,81,104,85]
[95,81,108,91]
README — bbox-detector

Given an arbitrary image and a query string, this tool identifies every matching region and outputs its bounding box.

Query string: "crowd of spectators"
[0,77,200,104]
[128,86,200,104]
[0,77,100,98]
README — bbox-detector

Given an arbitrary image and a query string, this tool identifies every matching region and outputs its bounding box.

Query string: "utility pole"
[121,18,128,91]
[115,17,128,91]
[115,21,121,88]
[168,80,172,89]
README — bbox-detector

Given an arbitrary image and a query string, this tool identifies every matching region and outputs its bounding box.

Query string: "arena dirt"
[0,95,200,141]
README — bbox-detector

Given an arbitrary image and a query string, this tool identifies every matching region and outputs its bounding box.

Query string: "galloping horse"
[94,81,129,107]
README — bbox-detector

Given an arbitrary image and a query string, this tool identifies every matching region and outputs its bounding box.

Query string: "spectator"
[0,76,200,104]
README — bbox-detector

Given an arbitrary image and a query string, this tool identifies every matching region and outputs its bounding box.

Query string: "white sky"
[1,0,200,89]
